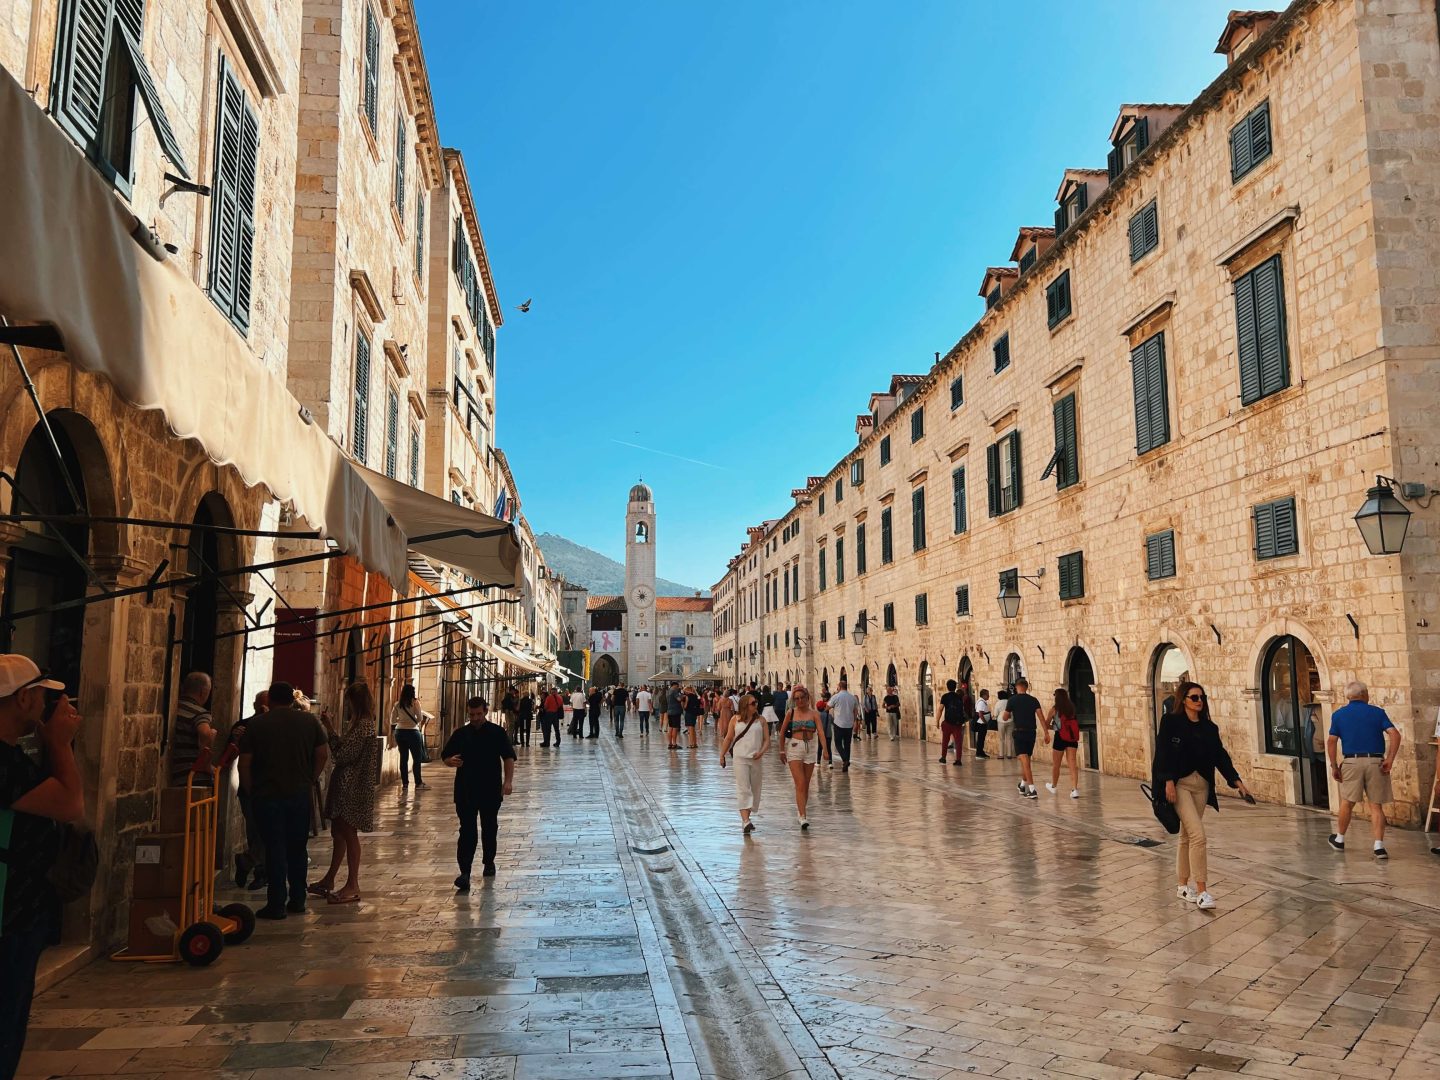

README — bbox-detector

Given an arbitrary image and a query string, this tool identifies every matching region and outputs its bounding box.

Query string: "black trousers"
[456,796,502,876]
[255,790,311,910]
[518,717,531,746]
[588,710,600,737]
[833,725,854,767]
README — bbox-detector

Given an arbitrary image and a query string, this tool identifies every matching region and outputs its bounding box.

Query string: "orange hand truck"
[112,763,255,966]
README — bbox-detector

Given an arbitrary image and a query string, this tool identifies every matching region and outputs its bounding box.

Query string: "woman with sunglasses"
[1155,681,1252,910]
[720,694,770,832]
[779,685,827,829]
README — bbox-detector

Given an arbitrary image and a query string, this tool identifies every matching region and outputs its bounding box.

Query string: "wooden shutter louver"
[1236,255,1288,405]
[1006,430,1022,510]
[986,442,1001,517]
[1131,332,1169,454]
[353,336,371,463]
[952,467,966,534]
[52,0,115,152]
[394,113,406,214]
[207,56,258,331]
[363,5,379,133]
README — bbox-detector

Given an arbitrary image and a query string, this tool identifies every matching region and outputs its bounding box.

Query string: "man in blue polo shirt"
[1326,680,1401,859]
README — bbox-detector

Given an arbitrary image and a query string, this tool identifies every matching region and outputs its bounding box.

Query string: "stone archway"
[1065,646,1098,769]
[592,653,619,688]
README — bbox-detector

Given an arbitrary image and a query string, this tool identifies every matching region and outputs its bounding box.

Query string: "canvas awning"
[0,68,407,585]
[356,465,520,589]
[489,642,550,674]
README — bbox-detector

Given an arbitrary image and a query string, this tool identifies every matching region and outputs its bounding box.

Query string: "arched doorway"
[1150,644,1190,727]
[958,654,973,688]
[885,662,897,690]
[918,660,933,741]
[1002,652,1023,691]
[1263,635,1326,808]
[180,494,237,681]
[344,626,363,688]
[860,664,869,690]
[1065,648,1098,769]
[592,653,619,688]
[838,666,847,688]
[821,667,830,695]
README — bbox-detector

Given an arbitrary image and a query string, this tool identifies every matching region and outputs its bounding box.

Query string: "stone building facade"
[711,1,1440,826]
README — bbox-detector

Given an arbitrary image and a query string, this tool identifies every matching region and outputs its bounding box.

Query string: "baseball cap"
[0,655,66,698]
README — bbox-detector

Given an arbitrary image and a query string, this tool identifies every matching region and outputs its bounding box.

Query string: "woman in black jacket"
[1154,681,1252,910]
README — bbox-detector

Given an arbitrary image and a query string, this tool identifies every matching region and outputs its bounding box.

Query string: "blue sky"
[419,1,1242,590]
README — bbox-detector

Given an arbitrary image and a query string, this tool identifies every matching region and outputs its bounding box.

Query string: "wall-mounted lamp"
[997,568,1045,619]
[1354,475,1434,555]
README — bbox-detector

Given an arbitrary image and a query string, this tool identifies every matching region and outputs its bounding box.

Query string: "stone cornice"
[391,0,444,190]
[444,149,504,328]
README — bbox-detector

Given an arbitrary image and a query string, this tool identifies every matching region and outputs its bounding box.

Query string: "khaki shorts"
[785,737,819,765]
[1340,758,1392,805]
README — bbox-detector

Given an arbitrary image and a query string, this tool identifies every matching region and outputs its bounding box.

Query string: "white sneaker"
[1044,783,1057,794]
[1177,884,1198,903]
[799,816,810,830]
[1195,891,1216,910]
[1070,789,1080,799]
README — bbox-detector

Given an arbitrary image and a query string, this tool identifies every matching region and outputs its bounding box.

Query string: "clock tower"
[624,481,657,685]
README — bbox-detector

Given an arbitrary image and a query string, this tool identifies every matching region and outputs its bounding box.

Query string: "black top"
[517,696,534,721]
[883,693,900,711]
[239,707,327,799]
[0,740,60,934]
[684,693,703,719]
[1003,693,1042,732]
[613,687,629,706]
[939,691,966,725]
[587,690,603,714]
[441,721,516,803]
[1153,712,1240,811]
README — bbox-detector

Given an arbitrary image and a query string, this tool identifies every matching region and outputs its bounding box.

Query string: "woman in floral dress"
[310,681,380,904]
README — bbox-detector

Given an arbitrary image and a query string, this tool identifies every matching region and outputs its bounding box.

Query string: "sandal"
[327,892,361,905]
[306,882,333,898]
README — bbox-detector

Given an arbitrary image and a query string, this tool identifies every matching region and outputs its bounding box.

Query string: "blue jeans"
[0,914,54,1078]
[255,790,312,910]
[396,728,424,785]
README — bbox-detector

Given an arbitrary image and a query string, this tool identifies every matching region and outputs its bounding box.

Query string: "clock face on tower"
[630,585,653,607]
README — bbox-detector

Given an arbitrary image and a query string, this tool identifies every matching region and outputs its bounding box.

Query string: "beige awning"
[356,466,520,589]
[490,642,550,674]
[0,68,407,585]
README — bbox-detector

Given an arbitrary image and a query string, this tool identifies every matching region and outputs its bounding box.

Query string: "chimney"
[1215,10,1281,65]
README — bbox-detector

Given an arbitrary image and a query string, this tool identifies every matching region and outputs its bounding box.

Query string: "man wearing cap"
[0,655,83,1077]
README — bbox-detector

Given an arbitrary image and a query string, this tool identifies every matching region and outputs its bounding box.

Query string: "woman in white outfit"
[720,694,770,833]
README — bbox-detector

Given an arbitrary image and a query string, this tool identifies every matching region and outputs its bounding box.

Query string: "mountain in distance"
[536,533,705,597]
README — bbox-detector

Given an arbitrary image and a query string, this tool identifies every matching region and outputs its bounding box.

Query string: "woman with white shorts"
[779,685,828,829]
[720,694,770,833]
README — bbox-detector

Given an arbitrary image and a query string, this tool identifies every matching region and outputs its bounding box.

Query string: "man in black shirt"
[937,680,966,766]
[0,656,78,1078]
[443,697,516,891]
[1000,678,1044,799]
[586,687,603,739]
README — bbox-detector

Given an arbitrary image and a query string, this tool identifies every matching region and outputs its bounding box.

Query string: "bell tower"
[624,481,657,684]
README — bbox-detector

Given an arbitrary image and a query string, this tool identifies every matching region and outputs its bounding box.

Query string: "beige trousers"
[1175,772,1210,884]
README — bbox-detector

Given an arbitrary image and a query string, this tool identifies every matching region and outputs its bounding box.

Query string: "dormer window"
[1108,117,1150,179]
[1055,184,1088,233]
[1018,246,1037,273]
[985,286,1001,310]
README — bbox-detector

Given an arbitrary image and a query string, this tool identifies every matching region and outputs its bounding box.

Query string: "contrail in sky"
[608,439,728,471]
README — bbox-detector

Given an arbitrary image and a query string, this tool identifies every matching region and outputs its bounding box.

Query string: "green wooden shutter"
[1129,210,1144,263]
[1274,497,1298,556]
[1248,102,1271,165]
[1007,430,1023,510]
[363,5,379,132]
[115,14,189,176]
[1147,335,1169,449]
[1253,256,1289,398]
[986,442,1001,517]
[1134,116,1149,152]
[415,193,425,278]
[1076,184,1088,213]
[1143,202,1159,254]
[855,524,866,574]
[232,85,259,331]
[1130,339,1152,454]
[835,537,844,583]
[207,57,244,322]
[394,113,406,214]
[384,387,399,478]
[1253,501,1275,559]
[912,487,925,551]
[51,0,118,153]
[1107,145,1123,180]
[952,467,966,534]
[1235,266,1262,404]
[1052,394,1077,488]
[353,336,371,463]
[1054,204,1067,233]
[818,548,826,591]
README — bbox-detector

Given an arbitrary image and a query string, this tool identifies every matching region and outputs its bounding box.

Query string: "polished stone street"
[18,727,1440,1080]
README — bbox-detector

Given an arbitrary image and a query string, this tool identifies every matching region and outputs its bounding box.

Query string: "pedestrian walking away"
[586,686,603,739]
[716,688,735,744]
[1154,681,1252,910]
[884,685,901,740]
[982,690,1007,758]
[1001,679,1043,798]
[634,686,652,736]
[500,688,519,743]
[390,684,427,788]
[310,682,380,905]
[1326,680,1402,859]
[828,678,858,771]
[1044,688,1081,798]
[720,693,771,832]
[443,697,516,891]
[770,684,788,733]
[240,681,330,919]
[966,681,988,758]
[569,688,586,739]
[862,685,879,740]
[937,679,967,766]
[779,685,828,828]
[516,689,534,748]
[0,656,79,1080]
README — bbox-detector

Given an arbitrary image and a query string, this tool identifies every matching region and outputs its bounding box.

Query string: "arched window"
[886,662,898,689]
[1263,635,1326,808]
[634,522,649,544]
[1002,652,1023,691]
[1151,645,1189,728]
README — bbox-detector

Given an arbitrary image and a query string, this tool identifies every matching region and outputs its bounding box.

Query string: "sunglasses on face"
[1186,694,1207,702]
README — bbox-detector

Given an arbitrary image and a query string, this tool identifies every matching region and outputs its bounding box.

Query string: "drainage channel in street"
[599,739,836,1080]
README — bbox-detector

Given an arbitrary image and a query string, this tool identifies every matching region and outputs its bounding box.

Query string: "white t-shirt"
[828,690,859,729]
[635,690,653,712]
[570,691,586,711]
[977,698,993,720]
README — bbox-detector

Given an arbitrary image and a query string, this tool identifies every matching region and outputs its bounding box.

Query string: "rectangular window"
[1235,254,1290,405]
[818,547,827,592]
[879,435,891,466]
[362,4,379,134]
[1054,183,1088,233]
[950,376,964,410]
[1146,529,1177,580]
[1131,332,1170,454]
[993,333,1010,373]
[394,111,406,215]
[951,467,967,534]
[880,507,893,564]
[914,592,929,626]
[850,459,864,486]
[352,335,371,464]
[208,55,260,333]
[986,430,1022,516]
[855,523,867,574]
[783,569,790,606]
[792,563,798,601]
[1129,200,1159,263]
[911,408,924,443]
[818,492,825,515]
[911,487,926,552]
[985,286,1001,310]
[882,602,895,631]
[1230,100,1272,182]
[1046,270,1072,329]
[820,621,827,643]
[1058,551,1085,600]
[414,192,426,278]
[384,386,400,479]
[835,537,845,585]
[955,584,970,616]
[1040,393,1079,489]
[837,616,846,640]
[1254,497,1299,560]
[408,422,420,487]
[835,478,844,504]
[1019,246,1037,273]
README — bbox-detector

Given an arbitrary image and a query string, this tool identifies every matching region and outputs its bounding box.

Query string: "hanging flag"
[494,488,508,520]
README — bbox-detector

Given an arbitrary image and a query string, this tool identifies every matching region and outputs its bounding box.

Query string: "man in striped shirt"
[170,672,215,785]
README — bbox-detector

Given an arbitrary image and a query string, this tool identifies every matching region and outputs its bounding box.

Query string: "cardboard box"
[126,897,181,956]
[158,786,189,834]
[132,833,186,899]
